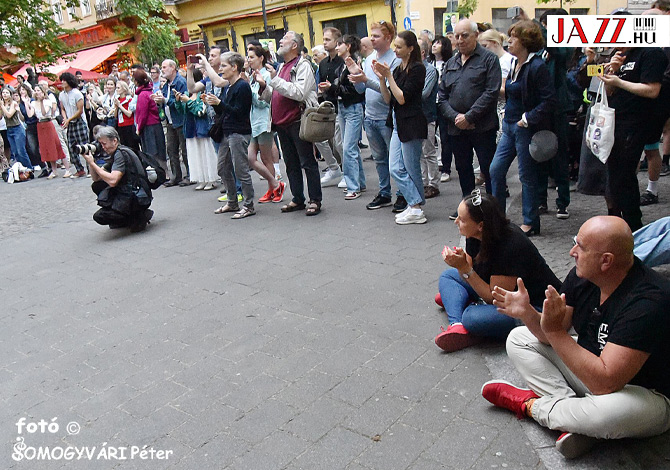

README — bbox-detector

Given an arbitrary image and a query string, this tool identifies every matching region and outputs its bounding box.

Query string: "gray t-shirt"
[59,88,87,124]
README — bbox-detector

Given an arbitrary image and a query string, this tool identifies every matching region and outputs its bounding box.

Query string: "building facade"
[167,0,630,57]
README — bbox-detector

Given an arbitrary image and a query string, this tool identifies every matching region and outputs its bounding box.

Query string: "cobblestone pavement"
[1,151,669,470]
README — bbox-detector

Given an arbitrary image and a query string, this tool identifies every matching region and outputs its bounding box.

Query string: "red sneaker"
[434,323,482,352]
[435,293,443,307]
[272,181,286,203]
[258,188,274,203]
[481,380,540,419]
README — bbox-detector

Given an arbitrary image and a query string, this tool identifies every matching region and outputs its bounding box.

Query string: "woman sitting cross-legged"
[434,189,561,352]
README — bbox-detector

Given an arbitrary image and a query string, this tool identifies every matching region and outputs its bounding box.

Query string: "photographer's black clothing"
[92,146,153,230]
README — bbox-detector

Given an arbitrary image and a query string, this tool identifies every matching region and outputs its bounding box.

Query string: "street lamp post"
[262,0,269,38]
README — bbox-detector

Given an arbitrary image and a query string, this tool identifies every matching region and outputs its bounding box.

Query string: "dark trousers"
[606,123,646,231]
[436,113,453,174]
[538,111,571,210]
[117,125,141,154]
[139,124,168,174]
[25,123,41,167]
[451,129,497,196]
[276,121,322,204]
[91,180,146,227]
[165,122,188,182]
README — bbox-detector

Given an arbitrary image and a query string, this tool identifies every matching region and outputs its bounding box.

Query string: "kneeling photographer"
[84,126,154,232]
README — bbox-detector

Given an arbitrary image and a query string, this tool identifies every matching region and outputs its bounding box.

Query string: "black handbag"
[209,113,224,143]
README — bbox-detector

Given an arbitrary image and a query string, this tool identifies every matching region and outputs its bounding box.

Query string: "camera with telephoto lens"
[74,143,100,155]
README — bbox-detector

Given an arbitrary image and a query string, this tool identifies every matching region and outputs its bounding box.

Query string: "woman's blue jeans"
[389,127,425,206]
[6,125,33,170]
[338,103,366,192]
[489,121,540,229]
[438,268,520,339]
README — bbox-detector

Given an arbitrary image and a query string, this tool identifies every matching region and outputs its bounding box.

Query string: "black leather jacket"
[333,62,365,108]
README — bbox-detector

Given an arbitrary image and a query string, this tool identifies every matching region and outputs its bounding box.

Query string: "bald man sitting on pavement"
[481,216,670,459]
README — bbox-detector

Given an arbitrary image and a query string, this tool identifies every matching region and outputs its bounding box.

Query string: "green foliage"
[115,0,181,66]
[0,0,80,67]
[457,0,479,18]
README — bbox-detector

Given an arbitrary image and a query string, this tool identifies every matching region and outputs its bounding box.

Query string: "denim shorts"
[251,131,273,146]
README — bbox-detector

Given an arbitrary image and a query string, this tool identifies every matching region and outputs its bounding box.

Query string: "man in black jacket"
[437,19,501,219]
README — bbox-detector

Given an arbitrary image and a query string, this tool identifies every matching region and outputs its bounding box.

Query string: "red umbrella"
[3,71,16,85]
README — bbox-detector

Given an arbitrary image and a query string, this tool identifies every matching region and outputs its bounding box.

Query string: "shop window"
[322,15,367,38]
[243,29,285,53]
[535,8,551,20]
[491,8,514,34]
[570,8,589,14]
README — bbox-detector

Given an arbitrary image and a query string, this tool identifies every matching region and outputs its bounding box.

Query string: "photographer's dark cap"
[529,130,558,162]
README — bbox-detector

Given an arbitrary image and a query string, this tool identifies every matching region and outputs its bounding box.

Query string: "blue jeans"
[634,216,670,267]
[490,121,540,229]
[364,118,392,198]
[6,125,33,170]
[389,127,425,206]
[339,103,366,192]
[438,268,520,339]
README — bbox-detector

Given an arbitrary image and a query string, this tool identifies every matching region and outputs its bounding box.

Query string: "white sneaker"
[337,177,347,188]
[440,173,451,183]
[395,209,427,225]
[394,205,411,219]
[320,168,343,187]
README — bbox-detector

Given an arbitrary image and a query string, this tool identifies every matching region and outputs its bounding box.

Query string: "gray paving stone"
[342,393,413,437]
[426,416,500,469]
[355,422,436,470]
[287,426,371,470]
[281,396,355,442]
[3,154,668,470]
[226,398,297,444]
[228,430,310,470]
[328,367,394,407]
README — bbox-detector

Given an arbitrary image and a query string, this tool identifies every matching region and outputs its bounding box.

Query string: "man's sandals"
[280,200,321,216]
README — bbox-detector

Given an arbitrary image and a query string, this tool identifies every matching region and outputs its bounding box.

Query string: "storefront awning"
[12,41,128,78]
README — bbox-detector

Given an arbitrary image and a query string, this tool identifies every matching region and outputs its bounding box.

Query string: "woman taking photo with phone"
[175,67,218,191]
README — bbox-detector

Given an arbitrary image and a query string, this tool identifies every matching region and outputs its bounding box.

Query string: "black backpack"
[118,145,166,190]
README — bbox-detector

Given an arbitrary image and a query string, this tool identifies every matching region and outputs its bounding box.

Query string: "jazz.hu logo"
[547,15,670,48]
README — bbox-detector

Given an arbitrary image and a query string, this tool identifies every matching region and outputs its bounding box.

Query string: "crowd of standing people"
[2,8,669,229]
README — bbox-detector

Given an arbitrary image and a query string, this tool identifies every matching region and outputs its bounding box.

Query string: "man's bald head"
[580,216,634,267]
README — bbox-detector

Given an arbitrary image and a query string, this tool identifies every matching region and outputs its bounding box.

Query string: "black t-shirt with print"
[608,47,667,125]
[561,259,670,397]
[465,225,561,307]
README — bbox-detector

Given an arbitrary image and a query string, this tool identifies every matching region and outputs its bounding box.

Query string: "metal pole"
[262,0,270,38]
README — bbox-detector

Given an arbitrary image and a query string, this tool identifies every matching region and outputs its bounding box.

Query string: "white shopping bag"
[585,81,615,164]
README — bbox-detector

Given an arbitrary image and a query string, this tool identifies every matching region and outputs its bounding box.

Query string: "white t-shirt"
[59,88,87,124]
[0,116,6,131]
[33,97,56,120]
[499,52,515,82]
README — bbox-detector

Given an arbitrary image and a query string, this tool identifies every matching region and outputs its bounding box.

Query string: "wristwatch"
[461,268,475,279]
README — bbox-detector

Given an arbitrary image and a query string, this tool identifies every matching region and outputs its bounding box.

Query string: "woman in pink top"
[133,69,167,173]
